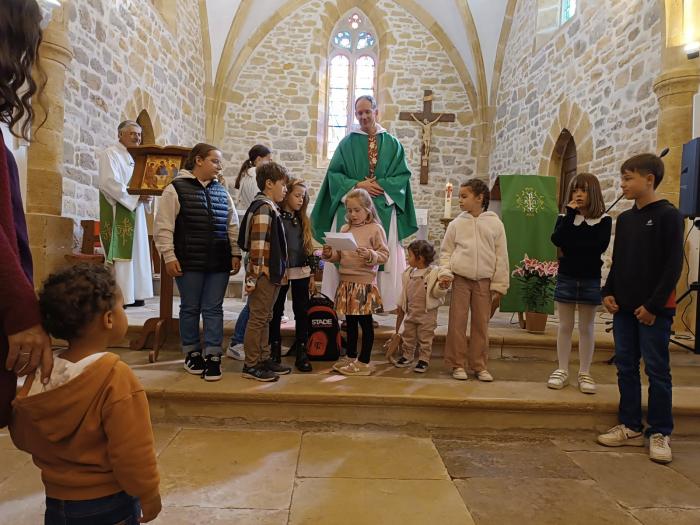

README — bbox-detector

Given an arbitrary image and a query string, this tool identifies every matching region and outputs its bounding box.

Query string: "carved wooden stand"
[129,256,179,363]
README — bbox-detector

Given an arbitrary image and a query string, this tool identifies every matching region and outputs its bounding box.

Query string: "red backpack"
[306,293,341,361]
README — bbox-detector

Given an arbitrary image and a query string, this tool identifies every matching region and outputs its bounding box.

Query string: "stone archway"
[550,129,577,211]
[123,88,163,144]
[539,99,592,187]
[136,109,156,145]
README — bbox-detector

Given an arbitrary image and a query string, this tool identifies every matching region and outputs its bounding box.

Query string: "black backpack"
[306,293,341,361]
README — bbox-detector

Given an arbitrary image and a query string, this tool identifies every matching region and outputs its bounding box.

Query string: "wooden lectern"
[126,145,190,363]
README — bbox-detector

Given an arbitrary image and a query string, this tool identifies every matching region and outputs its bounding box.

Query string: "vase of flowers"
[511,255,558,333]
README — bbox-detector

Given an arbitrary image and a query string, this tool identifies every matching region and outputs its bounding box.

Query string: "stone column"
[25,7,75,286]
[652,68,700,205]
[653,59,700,335]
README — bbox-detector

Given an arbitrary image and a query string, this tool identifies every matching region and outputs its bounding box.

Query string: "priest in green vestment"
[311,95,418,311]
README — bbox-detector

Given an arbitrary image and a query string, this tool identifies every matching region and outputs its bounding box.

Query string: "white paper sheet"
[324,232,358,251]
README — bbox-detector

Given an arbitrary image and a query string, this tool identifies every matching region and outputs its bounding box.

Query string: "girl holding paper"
[322,189,389,376]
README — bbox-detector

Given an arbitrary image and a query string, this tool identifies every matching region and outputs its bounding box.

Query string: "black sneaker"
[414,360,429,373]
[394,356,413,368]
[242,365,279,382]
[184,350,205,374]
[202,355,223,382]
[263,359,292,375]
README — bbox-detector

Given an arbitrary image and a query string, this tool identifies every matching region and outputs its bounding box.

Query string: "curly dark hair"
[39,264,119,341]
[408,240,436,265]
[0,0,47,141]
[461,178,490,210]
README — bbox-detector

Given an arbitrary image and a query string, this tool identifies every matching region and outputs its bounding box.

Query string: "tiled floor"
[2,426,700,524]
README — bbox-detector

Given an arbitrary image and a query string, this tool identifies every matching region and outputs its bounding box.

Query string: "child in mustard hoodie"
[10,264,161,524]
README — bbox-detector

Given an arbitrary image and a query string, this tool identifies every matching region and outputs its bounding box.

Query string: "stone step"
[118,347,700,435]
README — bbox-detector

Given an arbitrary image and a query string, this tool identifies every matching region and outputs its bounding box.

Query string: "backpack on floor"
[306,293,341,361]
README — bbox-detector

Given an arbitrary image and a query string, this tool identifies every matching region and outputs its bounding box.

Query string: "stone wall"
[220,0,474,243]
[490,0,662,220]
[60,0,206,239]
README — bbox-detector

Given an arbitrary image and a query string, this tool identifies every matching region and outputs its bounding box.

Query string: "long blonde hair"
[342,188,381,231]
[284,178,314,256]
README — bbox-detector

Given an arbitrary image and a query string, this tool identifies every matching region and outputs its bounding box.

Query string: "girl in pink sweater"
[322,189,389,376]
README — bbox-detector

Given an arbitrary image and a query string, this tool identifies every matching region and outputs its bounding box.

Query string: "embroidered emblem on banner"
[515,187,545,217]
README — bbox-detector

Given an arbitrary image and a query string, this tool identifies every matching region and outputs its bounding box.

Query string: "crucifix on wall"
[399,89,456,184]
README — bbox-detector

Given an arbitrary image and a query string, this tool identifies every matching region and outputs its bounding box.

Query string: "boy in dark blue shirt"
[599,153,684,464]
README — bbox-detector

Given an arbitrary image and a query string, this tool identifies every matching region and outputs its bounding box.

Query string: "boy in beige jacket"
[392,241,450,373]
[440,179,509,382]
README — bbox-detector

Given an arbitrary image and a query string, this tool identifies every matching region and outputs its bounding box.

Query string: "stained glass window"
[326,12,378,159]
[333,31,352,49]
[356,32,375,50]
[560,0,576,24]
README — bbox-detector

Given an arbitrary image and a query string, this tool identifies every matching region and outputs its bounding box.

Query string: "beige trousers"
[444,276,492,372]
[400,311,438,363]
[244,275,280,367]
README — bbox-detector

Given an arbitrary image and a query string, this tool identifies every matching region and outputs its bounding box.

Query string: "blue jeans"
[613,311,674,436]
[175,271,230,356]
[45,491,140,525]
[230,301,250,346]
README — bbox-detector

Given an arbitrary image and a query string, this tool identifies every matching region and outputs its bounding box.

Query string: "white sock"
[577,304,597,375]
[556,302,575,371]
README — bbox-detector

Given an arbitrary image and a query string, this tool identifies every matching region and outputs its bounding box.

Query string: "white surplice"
[98,143,153,305]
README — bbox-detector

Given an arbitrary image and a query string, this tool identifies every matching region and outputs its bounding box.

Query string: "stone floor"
[2,425,700,524]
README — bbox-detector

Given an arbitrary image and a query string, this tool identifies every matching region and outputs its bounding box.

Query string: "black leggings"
[346,315,374,364]
[269,277,310,344]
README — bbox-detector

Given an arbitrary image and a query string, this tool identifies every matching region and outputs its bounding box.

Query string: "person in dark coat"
[0,0,53,428]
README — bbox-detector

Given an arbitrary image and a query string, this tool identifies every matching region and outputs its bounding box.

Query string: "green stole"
[99,193,136,263]
[311,131,418,244]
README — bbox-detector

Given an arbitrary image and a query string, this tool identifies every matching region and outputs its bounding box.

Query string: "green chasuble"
[99,193,136,263]
[311,131,418,243]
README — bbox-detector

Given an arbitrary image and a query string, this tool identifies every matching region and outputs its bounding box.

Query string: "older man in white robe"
[98,120,154,307]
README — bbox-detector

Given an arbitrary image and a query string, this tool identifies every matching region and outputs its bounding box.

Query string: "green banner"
[99,193,136,263]
[499,175,558,314]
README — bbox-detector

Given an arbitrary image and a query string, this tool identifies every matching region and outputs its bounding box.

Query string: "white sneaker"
[337,361,372,376]
[547,369,569,390]
[597,424,645,447]
[578,373,596,394]
[452,367,468,381]
[649,433,672,464]
[226,342,245,361]
[477,370,494,382]
[281,315,290,323]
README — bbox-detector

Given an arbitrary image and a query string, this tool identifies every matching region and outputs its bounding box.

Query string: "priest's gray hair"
[117,120,141,135]
[355,95,377,110]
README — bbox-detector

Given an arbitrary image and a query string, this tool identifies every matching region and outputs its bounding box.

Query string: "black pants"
[269,277,310,343]
[346,314,374,363]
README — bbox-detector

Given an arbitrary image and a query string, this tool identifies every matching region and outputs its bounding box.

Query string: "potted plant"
[511,255,558,333]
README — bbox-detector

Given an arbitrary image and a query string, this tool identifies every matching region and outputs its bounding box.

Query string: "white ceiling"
[204,0,510,102]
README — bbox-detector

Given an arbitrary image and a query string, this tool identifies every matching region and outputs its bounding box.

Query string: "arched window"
[560,0,576,24]
[325,11,378,159]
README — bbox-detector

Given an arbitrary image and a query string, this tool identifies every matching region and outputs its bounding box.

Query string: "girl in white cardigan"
[440,179,509,382]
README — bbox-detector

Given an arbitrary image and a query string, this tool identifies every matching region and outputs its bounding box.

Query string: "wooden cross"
[399,89,455,184]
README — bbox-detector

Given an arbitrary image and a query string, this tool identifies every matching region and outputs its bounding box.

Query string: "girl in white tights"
[549,174,612,394]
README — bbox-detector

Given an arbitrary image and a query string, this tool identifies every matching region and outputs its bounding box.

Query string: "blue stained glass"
[561,0,576,24]
[356,32,375,50]
[334,31,352,49]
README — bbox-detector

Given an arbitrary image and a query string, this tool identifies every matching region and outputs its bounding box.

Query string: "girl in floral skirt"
[322,188,389,376]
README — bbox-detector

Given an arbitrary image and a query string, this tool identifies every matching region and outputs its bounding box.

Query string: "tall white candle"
[444,182,453,218]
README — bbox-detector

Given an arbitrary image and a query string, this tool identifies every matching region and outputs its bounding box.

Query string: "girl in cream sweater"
[440,179,509,382]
